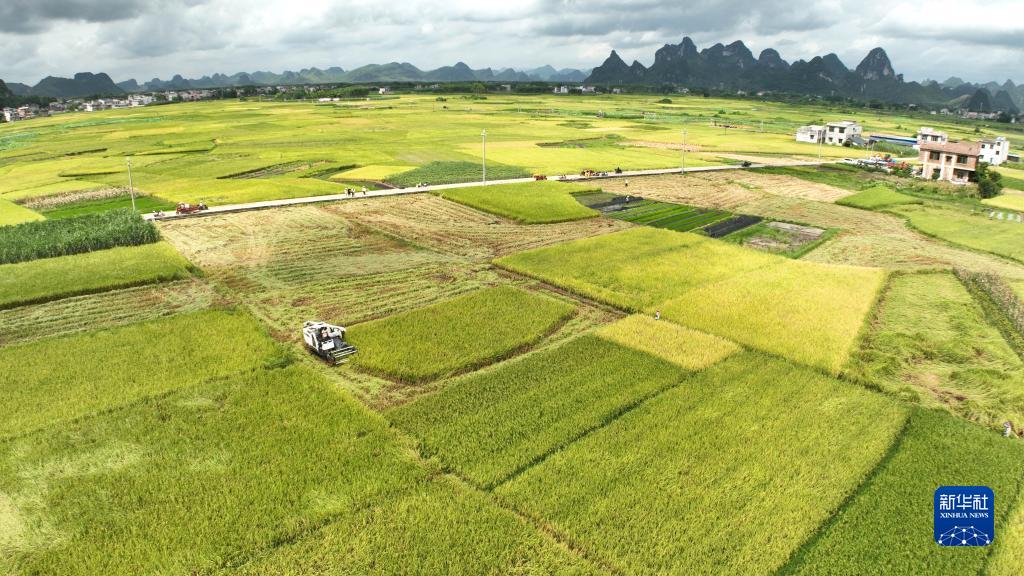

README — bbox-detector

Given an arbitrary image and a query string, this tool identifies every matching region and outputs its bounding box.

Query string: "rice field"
[983,193,1024,212]
[836,185,922,210]
[594,315,739,370]
[850,272,1024,429]
[0,198,43,226]
[0,309,284,438]
[892,203,1024,264]
[497,352,908,575]
[389,335,688,488]
[785,409,1024,576]
[436,181,600,223]
[0,242,193,309]
[661,258,886,374]
[495,227,777,310]
[348,286,575,383]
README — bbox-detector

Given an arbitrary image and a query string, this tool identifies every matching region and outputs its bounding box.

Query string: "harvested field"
[601,173,766,209]
[718,169,857,202]
[0,278,221,347]
[324,194,630,261]
[734,195,1024,278]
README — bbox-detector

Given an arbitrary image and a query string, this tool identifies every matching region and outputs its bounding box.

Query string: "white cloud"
[0,0,1020,84]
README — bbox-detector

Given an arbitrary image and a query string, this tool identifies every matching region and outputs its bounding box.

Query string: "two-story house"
[919,141,981,183]
[978,136,1010,166]
[915,127,948,149]
[824,121,862,145]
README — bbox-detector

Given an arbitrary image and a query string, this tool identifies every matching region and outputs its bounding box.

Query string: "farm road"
[144,159,837,221]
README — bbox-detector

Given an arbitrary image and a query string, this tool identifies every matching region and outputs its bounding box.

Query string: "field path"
[144,160,836,221]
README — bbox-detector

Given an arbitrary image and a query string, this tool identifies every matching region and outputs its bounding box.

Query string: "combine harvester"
[302,321,357,364]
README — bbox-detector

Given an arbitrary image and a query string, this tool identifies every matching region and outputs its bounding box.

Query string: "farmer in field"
[654,310,661,320]
[624,179,629,189]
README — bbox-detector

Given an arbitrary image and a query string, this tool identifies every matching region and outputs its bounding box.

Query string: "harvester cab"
[302,321,357,364]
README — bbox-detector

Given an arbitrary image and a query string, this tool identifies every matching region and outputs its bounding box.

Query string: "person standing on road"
[362,186,368,195]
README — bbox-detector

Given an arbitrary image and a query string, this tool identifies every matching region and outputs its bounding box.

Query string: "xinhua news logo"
[934,486,994,547]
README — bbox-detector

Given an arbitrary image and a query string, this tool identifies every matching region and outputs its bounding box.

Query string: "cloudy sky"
[1,0,1021,85]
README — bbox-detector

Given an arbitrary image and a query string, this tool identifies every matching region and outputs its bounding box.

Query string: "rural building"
[1,108,16,122]
[979,136,1010,166]
[919,140,981,183]
[553,86,569,94]
[868,134,917,148]
[916,127,948,149]
[581,86,597,94]
[378,87,391,95]
[795,125,825,143]
[824,121,862,145]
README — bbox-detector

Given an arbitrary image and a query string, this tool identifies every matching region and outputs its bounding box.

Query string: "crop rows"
[0,242,194,310]
[390,334,688,488]
[0,208,159,264]
[348,286,575,383]
[498,352,908,575]
[0,278,220,347]
[386,161,531,187]
[606,198,732,232]
[0,309,285,438]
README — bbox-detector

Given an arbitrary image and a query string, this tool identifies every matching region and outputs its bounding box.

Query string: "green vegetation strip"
[437,181,599,224]
[891,203,1024,264]
[0,309,285,438]
[390,335,688,488]
[785,409,1024,576]
[497,352,908,575]
[387,160,530,188]
[0,208,159,264]
[837,185,922,210]
[0,242,193,309]
[348,286,575,383]
[0,198,44,226]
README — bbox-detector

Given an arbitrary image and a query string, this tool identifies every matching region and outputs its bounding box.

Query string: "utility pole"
[481,129,487,184]
[681,129,687,174]
[818,132,823,161]
[127,157,136,212]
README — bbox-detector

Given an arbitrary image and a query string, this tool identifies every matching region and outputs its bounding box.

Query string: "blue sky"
[1,0,1021,85]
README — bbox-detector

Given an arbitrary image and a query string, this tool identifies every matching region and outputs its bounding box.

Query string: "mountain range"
[2,63,589,99]
[586,38,1021,112]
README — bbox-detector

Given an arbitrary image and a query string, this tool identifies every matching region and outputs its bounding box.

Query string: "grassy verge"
[0,208,159,264]
[784,409,1024,576]
[497,351,908,575]
[0,242,193,309]
[389,335,688,488]
[436,181,599,224]
[348,286,575,383]
[0,309,286,438]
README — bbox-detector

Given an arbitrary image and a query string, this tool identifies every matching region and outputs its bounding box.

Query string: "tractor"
[302,321,357,364]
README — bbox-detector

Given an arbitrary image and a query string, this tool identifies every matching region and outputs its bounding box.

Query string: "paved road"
[143,159,838,221]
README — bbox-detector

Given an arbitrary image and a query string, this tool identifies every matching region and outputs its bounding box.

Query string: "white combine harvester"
[302,321,357,364]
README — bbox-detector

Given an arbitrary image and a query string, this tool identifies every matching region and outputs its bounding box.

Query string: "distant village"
[796,121,1018,183]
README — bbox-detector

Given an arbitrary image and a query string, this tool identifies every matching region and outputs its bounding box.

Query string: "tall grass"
[0,242,193,309]
[0,309,287,438]
[498,352,908,576]
[785,409,1024,576]
[348,286,575,383]
[390,335,687,488]
[0,208,159,264]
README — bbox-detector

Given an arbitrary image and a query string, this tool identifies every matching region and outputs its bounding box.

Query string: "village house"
[1,108,16,122]
[919,140,981,183]
[979,136,1010,166]
[824,121,862,145]
[581,86,597,94]
[915,127,948,149]
[795,125,825,143]
[553,86,569,94]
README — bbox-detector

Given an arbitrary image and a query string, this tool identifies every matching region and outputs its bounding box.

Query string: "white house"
[581,86,597,94]
[978,136,1010,166]
[824,121,862,145]
[1,108,16,122]
[553,86,569,94]
[796,125,825,143]
[916,127,948,149]
[378,87,391,95]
